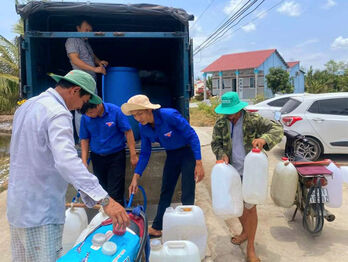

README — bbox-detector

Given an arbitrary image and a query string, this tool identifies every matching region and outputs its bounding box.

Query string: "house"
[194,80,205,95]
[202,49,305,100]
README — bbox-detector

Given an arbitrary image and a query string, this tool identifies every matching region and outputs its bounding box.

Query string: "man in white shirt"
[7,70,129,261]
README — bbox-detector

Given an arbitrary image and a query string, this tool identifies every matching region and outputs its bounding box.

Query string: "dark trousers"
[152,146,196,230]
[90,149,126,206]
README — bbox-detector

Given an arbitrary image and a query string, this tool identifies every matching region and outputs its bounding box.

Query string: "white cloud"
[242,23,256,32]
[295,39,319,48]
[322,0,336,9]
[224,0,246,15]
[277,1,302,17]
[255,10,267,19]
[331,36,348,49]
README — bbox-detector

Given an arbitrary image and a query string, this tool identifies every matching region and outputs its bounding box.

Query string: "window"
[281,98,302,114]
[308,98,348,116]
[267,97,290,107]
[250,77,255,88]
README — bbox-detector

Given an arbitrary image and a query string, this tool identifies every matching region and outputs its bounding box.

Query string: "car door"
[306,97,348,154]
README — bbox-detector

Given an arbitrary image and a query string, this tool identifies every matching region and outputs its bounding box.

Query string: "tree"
[324,60,347,74]
[0,35,19,113]
[265,67,293,94]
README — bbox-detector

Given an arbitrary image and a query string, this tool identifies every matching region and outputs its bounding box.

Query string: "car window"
[267,97,290,107]
[309,98,348,116]
[281,98,301,114]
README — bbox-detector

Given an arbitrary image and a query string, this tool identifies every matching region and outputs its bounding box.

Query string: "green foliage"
[197,97,219,118]
[0,35,19,113]
[265,67,293,94]
[305,62,348,94]
[252,94,266,104]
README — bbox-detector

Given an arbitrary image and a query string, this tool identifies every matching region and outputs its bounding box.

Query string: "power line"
[194,0,259,56]
[190,0,217,31]
[205,0,284,49]
[203,0,266,51]
[193,0,255,55]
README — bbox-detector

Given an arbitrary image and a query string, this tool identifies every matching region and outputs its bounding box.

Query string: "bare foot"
[246,250,260,262]
[231,233,248,245]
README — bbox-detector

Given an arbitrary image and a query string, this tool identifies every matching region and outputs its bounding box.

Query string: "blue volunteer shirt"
[80,103,131,155]
[134,108,201,176]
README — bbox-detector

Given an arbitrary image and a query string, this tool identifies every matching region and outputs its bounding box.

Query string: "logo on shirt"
[105,121,115,127]
[164,131,173,138]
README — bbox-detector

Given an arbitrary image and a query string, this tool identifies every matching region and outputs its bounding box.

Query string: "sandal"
[148,227,162,238]
[231,235,247,245]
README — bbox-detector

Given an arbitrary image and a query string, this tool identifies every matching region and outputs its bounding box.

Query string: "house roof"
[202,49,287,73]
[287,61,299,68]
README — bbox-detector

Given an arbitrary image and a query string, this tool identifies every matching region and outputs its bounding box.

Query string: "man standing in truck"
[7,70,129,261]
[65,19,109,137]
[65,19,108,80]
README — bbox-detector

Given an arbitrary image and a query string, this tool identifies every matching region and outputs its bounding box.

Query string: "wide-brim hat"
[121,94,161,116]
[215,91,248,114]
[49,70,102,104]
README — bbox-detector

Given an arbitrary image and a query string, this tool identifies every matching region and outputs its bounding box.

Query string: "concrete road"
[0,126,347,262]
[197,127,348,262]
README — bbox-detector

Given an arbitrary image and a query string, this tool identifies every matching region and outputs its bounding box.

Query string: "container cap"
[216,160,225,164]
[151,239,162,250]
[252,148,261,153]
[102,241,117,256]
[281,157,288,161]
[92,233,107,247]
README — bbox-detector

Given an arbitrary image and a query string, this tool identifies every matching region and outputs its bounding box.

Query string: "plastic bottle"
[149,240,200,262]
[62,207,88,255]
[162,205,207,260]
[271,157,298,208]
[340,166,348,183]
[242,148,269,204]
[211,161,243,217]
[325,162,343,208]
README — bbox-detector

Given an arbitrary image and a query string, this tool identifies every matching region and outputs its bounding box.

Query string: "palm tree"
[0,35,19,113]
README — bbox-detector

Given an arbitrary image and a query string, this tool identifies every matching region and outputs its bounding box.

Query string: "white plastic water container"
[75,208,109,245]
[149,240,200,262]
[211,161,243,217]
[340,166,348,183]
[62,207,88,254]
[162,205,207,260]
[325,162,343,208]
[271,157,298,208]
[242,148,269,204]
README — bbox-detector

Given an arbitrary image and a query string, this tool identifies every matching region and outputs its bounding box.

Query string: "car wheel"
[294,136,322,161]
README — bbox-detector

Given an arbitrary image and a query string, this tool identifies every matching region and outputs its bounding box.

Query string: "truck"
[16,1,194,208]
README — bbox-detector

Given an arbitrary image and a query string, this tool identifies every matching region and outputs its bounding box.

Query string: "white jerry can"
[162,205,207,260]
[211,161,243,217]
[149,240,200,262]
[242,148,269,204]
[340,166,348,183]
[325,162,343,208]
[62,206,88,255]
[74,208,109,245]
[271,157,298,208]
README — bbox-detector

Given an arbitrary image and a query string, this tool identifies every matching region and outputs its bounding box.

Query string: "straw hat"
[121,95,161,116]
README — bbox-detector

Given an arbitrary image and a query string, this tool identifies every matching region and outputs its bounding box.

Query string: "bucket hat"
[215,92,248,115]
[121,95,161,116]
[49,70,102,104]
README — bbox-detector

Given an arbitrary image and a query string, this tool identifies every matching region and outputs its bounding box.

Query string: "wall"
[289,64,305,93]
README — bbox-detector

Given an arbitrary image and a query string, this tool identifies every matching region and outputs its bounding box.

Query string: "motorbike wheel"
[302,186,324,236]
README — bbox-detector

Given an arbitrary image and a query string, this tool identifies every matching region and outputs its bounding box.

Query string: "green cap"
[49,70,102,104]
[215,91,248,115]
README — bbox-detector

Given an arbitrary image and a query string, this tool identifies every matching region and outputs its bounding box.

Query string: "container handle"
[167,242,186,249]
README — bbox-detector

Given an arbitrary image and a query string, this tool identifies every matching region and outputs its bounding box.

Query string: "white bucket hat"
[121,94,161,116]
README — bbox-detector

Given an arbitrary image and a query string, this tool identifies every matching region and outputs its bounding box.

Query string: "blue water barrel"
[102,67,142,140]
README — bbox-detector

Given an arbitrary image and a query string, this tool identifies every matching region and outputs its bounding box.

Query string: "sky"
[1,0,348,77]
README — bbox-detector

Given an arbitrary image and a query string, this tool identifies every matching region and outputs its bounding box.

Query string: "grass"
[189,97,220,126]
